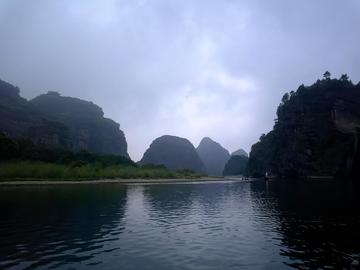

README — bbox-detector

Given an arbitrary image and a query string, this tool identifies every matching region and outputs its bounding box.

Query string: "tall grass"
[0,161,201,180]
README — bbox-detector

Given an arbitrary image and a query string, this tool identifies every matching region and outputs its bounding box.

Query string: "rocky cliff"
[231,149,248,157]
[0,79,70,148]
[246,75,360,179]
[0,78,129,158]
[196,137,230,176]
[223,155,249,176]
[139,135,206,173]
[30,92,129,157]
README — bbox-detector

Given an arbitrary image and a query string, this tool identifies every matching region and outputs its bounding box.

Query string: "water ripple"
[0,181,360,269]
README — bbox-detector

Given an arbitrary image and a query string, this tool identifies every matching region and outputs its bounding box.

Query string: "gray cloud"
[1,0,359,160]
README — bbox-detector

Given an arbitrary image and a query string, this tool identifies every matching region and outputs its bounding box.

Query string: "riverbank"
[0,177,237,185]
[0,161,204,181]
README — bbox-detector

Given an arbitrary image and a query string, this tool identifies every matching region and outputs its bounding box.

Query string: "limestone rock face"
[196,137,230,176]
[0,78,129,158]
[246,77,360,179]
[0,79,68,147]
[231,149,248,157]
[30,92,129,157]
[223,155,249,176]
[139,135,206,173]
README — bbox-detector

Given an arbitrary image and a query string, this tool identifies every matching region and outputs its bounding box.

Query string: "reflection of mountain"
[0,185,127,268]
[143,184,197,222]
[249,180,360,269]
[143,182,245,223]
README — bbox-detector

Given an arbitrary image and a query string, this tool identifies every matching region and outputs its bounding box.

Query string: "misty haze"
[1,1,360,269]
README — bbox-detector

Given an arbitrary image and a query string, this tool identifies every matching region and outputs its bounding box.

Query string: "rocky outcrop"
[231,149,248,157]
[223,155,249,176]
[30,92,129,157]
[139,135,206,173]
[0,79,70,148]
[246,76,360,179]
[196,137,230,176]
[0,78,129,158]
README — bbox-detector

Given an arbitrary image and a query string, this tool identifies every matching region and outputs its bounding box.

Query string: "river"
[1,180,359,269]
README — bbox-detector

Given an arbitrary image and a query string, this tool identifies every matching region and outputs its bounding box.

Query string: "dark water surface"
[1,180,360,270]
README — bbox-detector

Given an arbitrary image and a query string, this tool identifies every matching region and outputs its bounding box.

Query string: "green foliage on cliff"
[246,74,360,179]
[0,134,134,166]
[0,161,198,180]
[139,135,207,174]
[0,78,129,157]
[223,155,248,176]
[0,135,201,180]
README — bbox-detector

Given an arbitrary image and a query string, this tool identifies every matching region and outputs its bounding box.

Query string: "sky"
[0,0,360,161]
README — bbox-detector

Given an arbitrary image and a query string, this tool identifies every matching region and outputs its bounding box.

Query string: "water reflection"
[0,185,127,269]
[250,180,360,269]
[143,184,196,223]
[141,182,284,270]
[0,181,359,270]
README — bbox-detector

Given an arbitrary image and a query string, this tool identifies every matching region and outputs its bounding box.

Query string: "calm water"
[1,180,360,270]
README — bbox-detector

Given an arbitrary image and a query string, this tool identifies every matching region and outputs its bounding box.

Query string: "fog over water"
[0,0,359,160]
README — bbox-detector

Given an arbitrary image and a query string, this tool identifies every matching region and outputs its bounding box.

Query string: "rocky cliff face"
[0,79,70,148]
[30,92,129,157]
[231,149,248,157]
[196,137,230,176]
[246,76,360,179]
[223,155,248,176]
[0,78,129,158]
[139,135,206,173]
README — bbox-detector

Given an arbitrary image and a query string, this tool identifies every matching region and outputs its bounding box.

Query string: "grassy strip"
[0,161,201,180]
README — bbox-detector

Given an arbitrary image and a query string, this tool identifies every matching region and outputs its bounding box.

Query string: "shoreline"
[0,177,247,186]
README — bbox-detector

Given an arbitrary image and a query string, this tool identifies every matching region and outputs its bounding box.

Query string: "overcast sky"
[1,0,360,161]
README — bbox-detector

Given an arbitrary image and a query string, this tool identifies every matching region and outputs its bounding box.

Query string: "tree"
[281,93,289,104]
[323,71,331,80]
[340,74,349,81]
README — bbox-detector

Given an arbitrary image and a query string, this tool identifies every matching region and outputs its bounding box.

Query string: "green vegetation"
[0,134,134,166]
[0,78,129,157]
[0,161,201,180]
[223,155,248,176]
[246,73,360,179]
[139,135,207,174]
[0,135,202,180]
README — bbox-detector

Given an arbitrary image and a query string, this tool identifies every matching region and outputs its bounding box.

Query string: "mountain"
[139,135,206,173]
[223,155,249,176]
[30,92,129,157]
[231,149,248,157]
[0,79,71,148]
[196,137,230,176]
[246,74,360,179]
[0,78,41,138]
[0,78,129,158]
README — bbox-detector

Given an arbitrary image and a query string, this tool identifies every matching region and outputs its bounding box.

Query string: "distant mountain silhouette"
[223,155,248,176]
[231,149,248,157]
[246,74,360,179]
[0,78,129,158]
[31,91,128,157]
[196,137,230,176]
[139,135,206,173]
